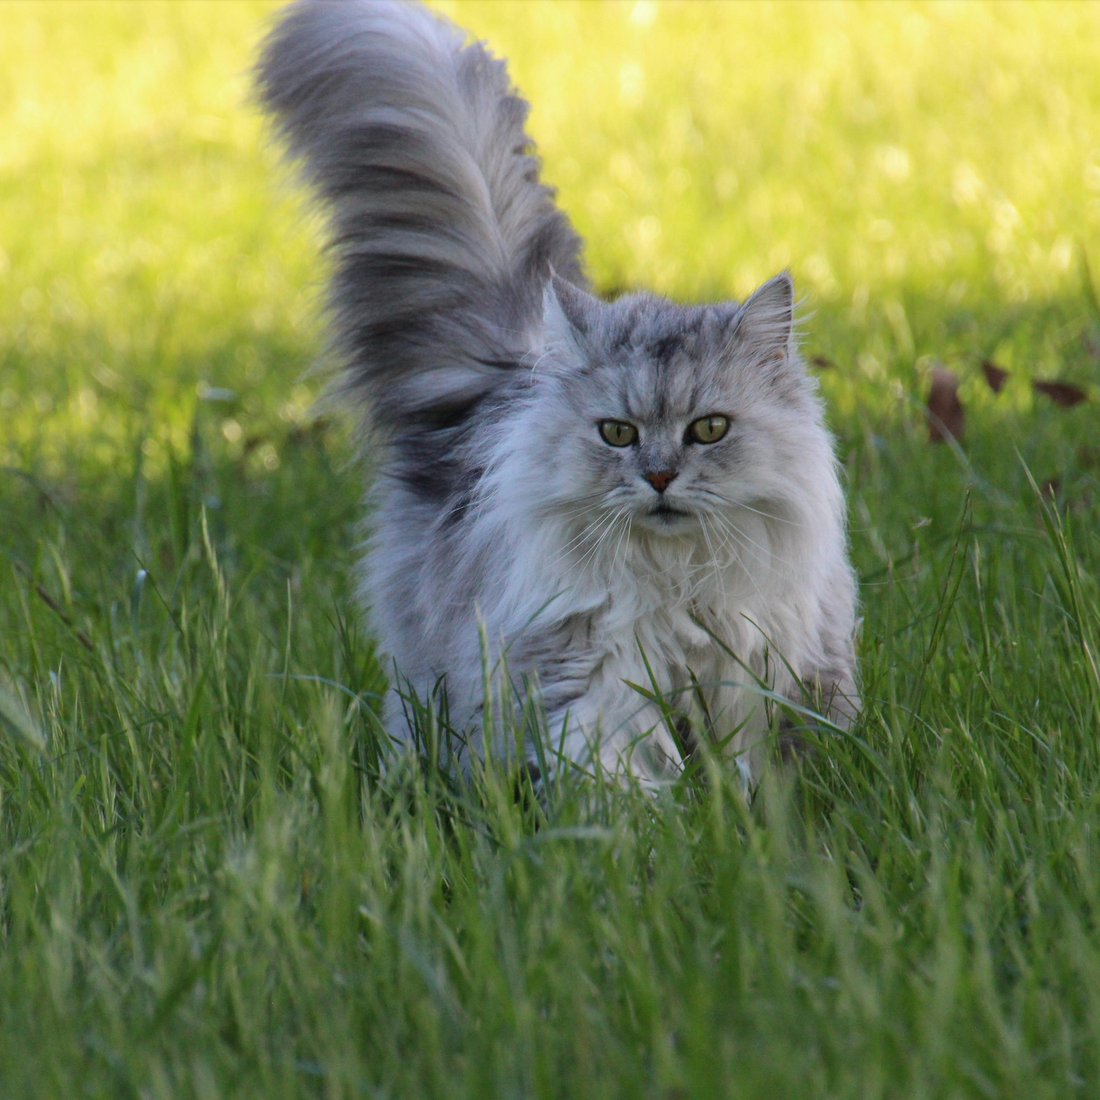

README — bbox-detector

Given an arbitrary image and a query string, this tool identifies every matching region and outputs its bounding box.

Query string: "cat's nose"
[643,469,677,493]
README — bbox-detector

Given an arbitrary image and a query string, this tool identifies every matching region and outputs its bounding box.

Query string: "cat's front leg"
[772,666,859,767]
[541,661,686,787]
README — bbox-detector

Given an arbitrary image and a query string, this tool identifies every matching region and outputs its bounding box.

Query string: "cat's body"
[257,0,859,783]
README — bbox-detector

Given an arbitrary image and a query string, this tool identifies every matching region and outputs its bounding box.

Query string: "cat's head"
[512,272,834,555]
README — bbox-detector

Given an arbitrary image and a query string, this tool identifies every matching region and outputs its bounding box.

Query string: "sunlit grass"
[3,2,1100,1096]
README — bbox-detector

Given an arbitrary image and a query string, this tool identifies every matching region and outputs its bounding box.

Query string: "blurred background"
[2,0,1098,578]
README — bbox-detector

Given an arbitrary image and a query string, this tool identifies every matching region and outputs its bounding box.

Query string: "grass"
[2,1,1100,1096]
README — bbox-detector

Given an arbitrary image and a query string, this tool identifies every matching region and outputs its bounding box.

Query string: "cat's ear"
[732,272,795,365]
[542,273,600,343]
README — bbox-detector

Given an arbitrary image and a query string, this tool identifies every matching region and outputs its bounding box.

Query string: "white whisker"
[694,487,806,528]
[609,509,634,578]
[572,507,629,576]
[706,512,770,606]
[698,514,727,609]
[707,509,784,566]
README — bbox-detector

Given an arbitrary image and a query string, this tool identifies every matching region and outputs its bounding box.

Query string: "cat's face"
[520,274,823,550]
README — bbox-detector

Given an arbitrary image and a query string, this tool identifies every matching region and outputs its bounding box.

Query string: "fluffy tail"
[255,0,585,435]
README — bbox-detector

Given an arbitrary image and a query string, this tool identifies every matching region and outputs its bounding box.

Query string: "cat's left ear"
[731,272,795,366]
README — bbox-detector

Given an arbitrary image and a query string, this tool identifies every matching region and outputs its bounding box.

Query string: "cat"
[256,0,859,785]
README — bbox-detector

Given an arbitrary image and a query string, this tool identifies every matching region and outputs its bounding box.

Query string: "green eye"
[599,420,638,447]
[688,415,730,444]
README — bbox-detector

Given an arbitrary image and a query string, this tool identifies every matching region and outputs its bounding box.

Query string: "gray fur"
[257,0,859,784]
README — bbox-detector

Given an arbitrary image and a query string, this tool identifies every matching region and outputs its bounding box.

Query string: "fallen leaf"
[1032,379,1087,408]
[1078,444,1100,469]
[981,359,1009,393]
[286,417,330,447]
[810,354,835,369]
[1083,249,1100,325]
[927,365,965,443]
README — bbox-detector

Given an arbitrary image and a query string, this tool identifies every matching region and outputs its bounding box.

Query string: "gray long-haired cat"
[257,0,859,785]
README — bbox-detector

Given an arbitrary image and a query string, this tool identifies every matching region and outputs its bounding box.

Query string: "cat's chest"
[554,533,767,676]
[595,581,736,669]
[600,553,749,637]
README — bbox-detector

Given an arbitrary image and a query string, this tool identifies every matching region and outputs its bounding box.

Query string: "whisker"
[734,500,807,527]
[542,504,624,573]
[588,510,632,576]
[572,507,629,576]
[706,513,770,606]
[694,488,807,528]
[609,509,634,578]
[707,510,784,566]
[698,514,727,609]
[556,512,617,571]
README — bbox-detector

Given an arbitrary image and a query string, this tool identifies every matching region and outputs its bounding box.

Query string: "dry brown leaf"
[1032,379,1087,408]
[286,417,331,447]
[1078,444,1100,469]
[981,359,1009,393]
[927,365,965,444]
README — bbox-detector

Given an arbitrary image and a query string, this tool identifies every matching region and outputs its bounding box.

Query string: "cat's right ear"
[542,273,600,346]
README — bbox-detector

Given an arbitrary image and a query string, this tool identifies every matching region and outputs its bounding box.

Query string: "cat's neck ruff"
[526,502,799,635]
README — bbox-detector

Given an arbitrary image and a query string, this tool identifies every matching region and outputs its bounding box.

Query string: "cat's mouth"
[647,503,692,522]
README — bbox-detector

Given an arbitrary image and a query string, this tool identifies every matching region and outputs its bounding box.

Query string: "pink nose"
[643,469,676,493]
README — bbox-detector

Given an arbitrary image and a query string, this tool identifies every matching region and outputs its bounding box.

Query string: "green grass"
[3,1,1100,1096]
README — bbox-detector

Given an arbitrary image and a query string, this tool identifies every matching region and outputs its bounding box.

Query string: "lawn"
[2,1,1100,1096]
